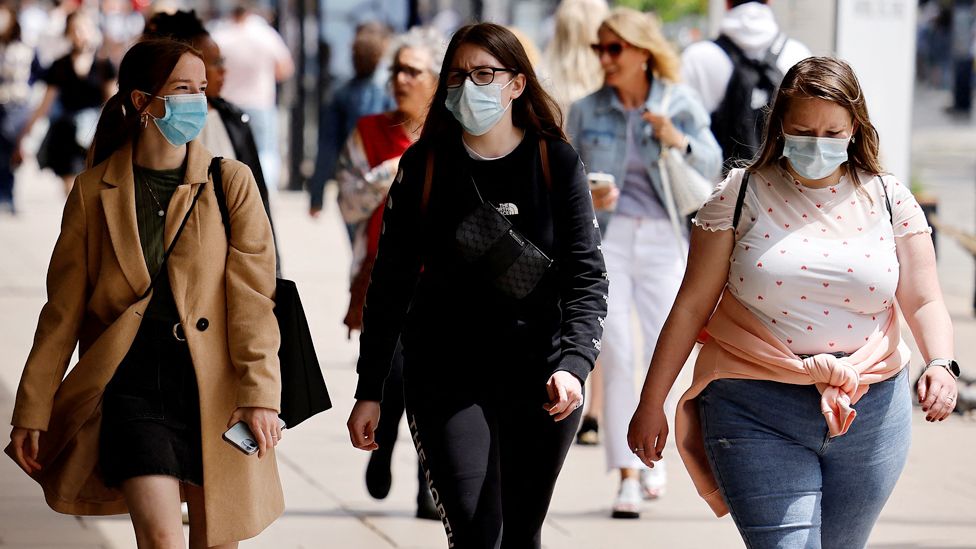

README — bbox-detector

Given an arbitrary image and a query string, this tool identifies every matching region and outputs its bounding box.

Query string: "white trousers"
[601,216,685,474]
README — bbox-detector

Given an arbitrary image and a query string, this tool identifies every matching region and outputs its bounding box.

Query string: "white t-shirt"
[198,109,237,161]
[680,3,812,114]
[211,15,292,110]
[694,165,930,356]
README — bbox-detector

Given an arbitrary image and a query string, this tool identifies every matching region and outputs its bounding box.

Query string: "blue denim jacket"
[566,79,721,230]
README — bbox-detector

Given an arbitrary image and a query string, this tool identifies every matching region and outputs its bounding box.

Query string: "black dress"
[98,165,203,487]
[37,54,115,176]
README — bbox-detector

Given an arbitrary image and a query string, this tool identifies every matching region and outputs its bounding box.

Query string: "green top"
[133,163,185,278]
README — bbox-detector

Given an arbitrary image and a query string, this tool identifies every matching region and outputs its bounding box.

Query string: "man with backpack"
[681,0,811,172]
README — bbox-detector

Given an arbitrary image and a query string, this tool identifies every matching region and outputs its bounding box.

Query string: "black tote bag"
[210,158,331,428]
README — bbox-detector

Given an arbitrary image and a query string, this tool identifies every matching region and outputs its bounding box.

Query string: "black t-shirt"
[43,54,115,113]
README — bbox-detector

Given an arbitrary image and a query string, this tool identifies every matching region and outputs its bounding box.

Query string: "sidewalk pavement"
[1,84,975,548]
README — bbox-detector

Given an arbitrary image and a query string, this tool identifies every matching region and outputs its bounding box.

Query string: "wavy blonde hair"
[600,7,680,82]
[542,0,608,110]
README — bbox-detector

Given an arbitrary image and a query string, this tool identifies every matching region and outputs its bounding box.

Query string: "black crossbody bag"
[210,157,332,428]
[426,140,555,300]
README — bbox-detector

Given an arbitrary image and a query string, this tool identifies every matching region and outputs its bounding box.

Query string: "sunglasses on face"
[590,42,626,57]
[390,64,426,79]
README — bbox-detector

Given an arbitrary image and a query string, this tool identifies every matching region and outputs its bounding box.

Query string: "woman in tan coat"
[6,39,282,548]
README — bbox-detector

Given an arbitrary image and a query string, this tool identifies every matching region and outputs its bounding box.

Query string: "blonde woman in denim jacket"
[566,7,721,519]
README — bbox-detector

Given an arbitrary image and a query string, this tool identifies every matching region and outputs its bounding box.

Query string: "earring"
[851,136,857,143]
[641,61,648,72]
[140,113,149,128]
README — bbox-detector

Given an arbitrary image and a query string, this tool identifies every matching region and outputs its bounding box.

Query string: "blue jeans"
[699,367,911,549]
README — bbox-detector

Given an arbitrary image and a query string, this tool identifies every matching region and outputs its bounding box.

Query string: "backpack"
[710,33,787,173]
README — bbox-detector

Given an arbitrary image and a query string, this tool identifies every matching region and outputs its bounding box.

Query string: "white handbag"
[657,85,715,217]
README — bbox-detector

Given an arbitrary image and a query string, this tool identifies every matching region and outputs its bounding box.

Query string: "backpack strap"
[211,156,231,240]
[732,170,751,230]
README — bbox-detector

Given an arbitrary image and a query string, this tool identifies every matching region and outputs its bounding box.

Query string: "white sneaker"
[640,464,667,500]
[611,477,642,519]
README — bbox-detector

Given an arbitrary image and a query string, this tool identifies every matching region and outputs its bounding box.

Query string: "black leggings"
[404,372,581,549]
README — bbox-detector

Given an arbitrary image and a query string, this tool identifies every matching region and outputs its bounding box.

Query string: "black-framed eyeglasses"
[390,64,426,79]
[590,42,626,57]
[445,67,517,88]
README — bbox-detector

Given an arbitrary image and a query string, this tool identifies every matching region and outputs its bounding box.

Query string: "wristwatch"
[924,358,961,379]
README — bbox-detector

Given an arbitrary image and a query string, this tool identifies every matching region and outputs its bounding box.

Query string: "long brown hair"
[749,57,884,185]
[87,39,203,168]
[419,23,566,144]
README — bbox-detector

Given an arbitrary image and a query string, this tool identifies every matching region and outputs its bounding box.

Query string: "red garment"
[359,113,413,258]
[344,113,413,333]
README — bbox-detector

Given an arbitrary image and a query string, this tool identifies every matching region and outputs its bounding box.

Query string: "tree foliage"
[613,0,708,22]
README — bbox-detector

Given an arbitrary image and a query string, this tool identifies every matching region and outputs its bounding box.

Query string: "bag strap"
[139,172,209,300]
[421,137,552,214]
[877,174,894,225]
[732,170,751,230]
[538,138,551,192]
[211,157,231,240]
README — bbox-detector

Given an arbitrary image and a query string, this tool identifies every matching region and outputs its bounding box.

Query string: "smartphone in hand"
[222,418,286,455]
[587,172,615,191]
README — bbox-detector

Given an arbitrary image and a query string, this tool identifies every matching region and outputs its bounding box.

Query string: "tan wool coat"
[5,140,284,545]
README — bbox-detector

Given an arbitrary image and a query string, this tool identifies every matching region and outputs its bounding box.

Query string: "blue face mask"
[445,79,514,136]
[782,132,851,180]
[146,93,208,147]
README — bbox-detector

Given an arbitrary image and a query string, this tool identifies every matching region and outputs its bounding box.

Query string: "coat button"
[196,318,209,331]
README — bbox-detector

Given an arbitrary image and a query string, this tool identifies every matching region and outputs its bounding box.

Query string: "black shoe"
[576,415,599,446]
[416,487,440,521]
[365,449,393,499]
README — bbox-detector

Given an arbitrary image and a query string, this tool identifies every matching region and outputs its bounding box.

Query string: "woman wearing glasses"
[336,26,445,520]
[346,22,608,548]
[565,7,721,519]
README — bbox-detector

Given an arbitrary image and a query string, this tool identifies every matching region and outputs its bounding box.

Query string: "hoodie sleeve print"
[548,140,610,384]
[353,146,424,402]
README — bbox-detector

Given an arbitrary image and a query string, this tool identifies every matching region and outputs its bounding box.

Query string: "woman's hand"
[591,183,619,212]
[643,111,687,150]
[917,366,958,422]
[9,427,42,474]
[627,404,668,468]
[543,371,583,422]
[347,400,381,451]
[227,407,281,459]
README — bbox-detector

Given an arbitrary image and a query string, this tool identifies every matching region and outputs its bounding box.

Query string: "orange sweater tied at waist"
[675,289,906,517]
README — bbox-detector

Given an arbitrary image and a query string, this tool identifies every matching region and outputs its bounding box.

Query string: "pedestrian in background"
[336,25,444,520]
[0,4,33,214]
[542,0,607,116]
[566,6,721,519]
[212,1,294,197]
[309,21,394,221]
[347,22,607,548]
[7,39,283,548]
[13,10,113,196]
[541,0,610,447]
[947,0,975,116]
[143,9,280,275]
[681,0,810,170]
[629,57,960,549]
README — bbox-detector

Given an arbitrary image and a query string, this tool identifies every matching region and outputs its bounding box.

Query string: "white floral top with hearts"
[694,165,931,356]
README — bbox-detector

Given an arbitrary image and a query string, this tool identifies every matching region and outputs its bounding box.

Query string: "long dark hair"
[419,23,566,144]
[87,39,203,168]
[749,57,883,186]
